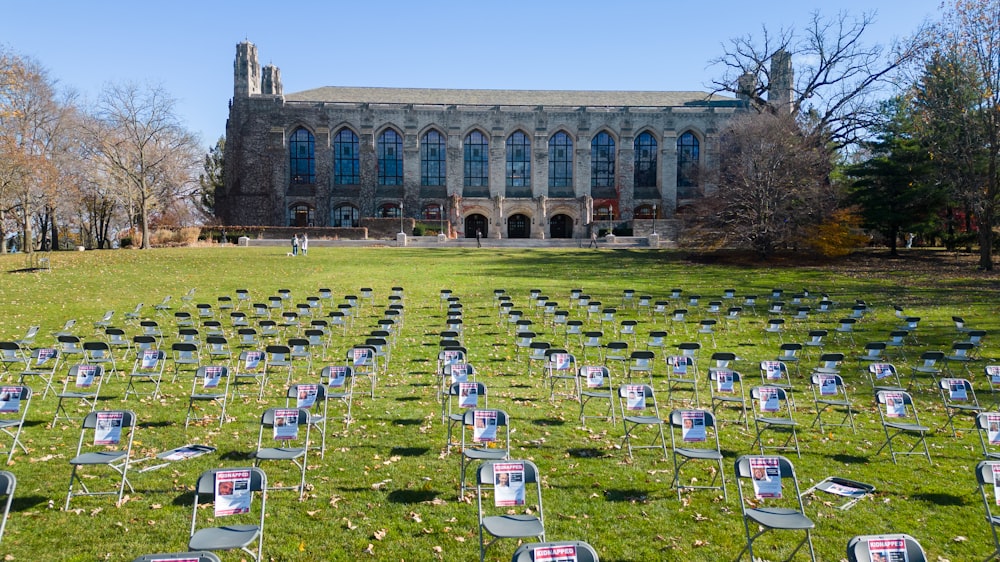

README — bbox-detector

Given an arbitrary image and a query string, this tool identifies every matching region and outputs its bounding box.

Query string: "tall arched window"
[506,131,531,187]
[333,128,359,185]
[634,132,657,188]
[289,128,315,184]
[463,131,489,187]
[677,131,700,198]
[591,132,615,188]
[548,132,573,190]
[421,130,446,187]
[377,129,403,186]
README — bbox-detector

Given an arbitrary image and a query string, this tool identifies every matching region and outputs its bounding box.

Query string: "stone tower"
[262,65,283,96]
[768,49,794,113]
[234,41,261,98]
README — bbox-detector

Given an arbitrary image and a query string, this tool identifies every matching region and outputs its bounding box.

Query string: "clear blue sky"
[1,0,943,151]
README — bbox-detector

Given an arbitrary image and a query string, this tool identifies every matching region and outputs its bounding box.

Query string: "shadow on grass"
[389,447,429,457]
[533,419,565,427]
[387,489,438,504]
[911,492,967,506]
[393,419,423,426]
[138,420,174,429]
[395,396,421,402]
[11,494,48,511]
[219,449,253,461]
[603,488,652,503]
[567,448,610,459]
[830,453,869,464]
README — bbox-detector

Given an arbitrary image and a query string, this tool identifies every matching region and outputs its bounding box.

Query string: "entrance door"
[465,214,488,238]
[507,214,530,239]
[549,214,573,238]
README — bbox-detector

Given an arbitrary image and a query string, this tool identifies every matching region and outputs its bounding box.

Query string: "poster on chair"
[818,375,837,396]
[244,351,263,371]
[749,456,782,499]
[551,353,571,371]
[0,387,20,413]
[492,461,525,506]
[140,350,159,369]
[947,379,968,401]
[272,409,300,441]
[585,367,604,388]
[450,363,469,384]
[625,385,646,411]
[458,382,478,408]
[473,410,498,442]
[988,366,1000,386]
[716,370,734,393]
[76,365,97,388]
[532,544,578,562]
[867,536,909,562]
[681,410,706,442]
[214,469,251,516]
[296,384,318,408]
[762,361,782,381]
[202,366,223,389]
[987,414,1000,445]
[328,366,347,388]
[94,411,123,445]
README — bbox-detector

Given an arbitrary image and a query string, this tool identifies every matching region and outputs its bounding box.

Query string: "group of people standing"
[290,233,308,256]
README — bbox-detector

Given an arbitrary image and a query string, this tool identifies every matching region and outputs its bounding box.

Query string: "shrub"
[805,208,869,257]
[412,224,425,236]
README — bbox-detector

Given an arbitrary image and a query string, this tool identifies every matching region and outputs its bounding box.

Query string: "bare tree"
[709,10,928,149]
[86,82,200,249]
[684,112,836,257]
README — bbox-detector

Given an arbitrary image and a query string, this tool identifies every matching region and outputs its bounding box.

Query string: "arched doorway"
[465,214,488,238]
[508,214,530,239]
[549,214,573,238]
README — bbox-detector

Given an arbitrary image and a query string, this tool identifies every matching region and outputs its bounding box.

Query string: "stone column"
[402,130,420,218]
[315,127,331,225]
[617,135,635,220]
[661,129,678,214]
[358,128,377,217]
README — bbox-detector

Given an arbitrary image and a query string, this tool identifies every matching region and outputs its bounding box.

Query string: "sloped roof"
[283,86,735,107]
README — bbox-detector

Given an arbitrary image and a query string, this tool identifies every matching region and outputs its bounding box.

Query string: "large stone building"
[218,41,762,239]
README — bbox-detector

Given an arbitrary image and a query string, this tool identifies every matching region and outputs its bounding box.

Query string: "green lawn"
[0,247,997,561]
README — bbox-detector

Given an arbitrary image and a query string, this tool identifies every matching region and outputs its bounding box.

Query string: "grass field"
[0,246,998,561]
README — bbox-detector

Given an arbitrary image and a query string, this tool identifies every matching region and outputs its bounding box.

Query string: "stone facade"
[218,41,750,239]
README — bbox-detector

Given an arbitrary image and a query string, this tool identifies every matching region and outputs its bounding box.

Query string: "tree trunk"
[50,212,58,251]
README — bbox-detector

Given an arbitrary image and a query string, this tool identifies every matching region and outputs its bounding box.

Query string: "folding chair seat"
[666,354,699,406]
[103,327,131,358]
[809,373,855,433]
[944,342,976,376]
[18,348,60,399]
[460,409,511,496]
[254,408,310,492]
[909,351,944,389]
[348,346,378,398]
[57,334,86,364]
[668,408,726,500]
[205,336,232,365]
[802,330,827,357]
[264,345,294,388]
[669,309,688,334]
[444,381,487,450]
[174,311,195,329]
[697,319,718,345]
[617,320,638,345]
[763,318,785,343]
[977,412,1000,459]
[734,455,815,562]
[132,553,221,562]
[760,360,793,395]
[0,386,31,462]
[92,310,115,332]
[171,342,202,382]
[617,384,668,459]
[123,304,143,325]
[511,541,598,562]
[626,350,656,386]
[233,350,266,399]
[775,343,802,375]
[875,390,930,464]
[124,349,167,401]
[846,534,926,562]
[288,337,314,374]
[750,386,800,457]
[833,318,857,346]
[939,377,982,436]
[477,459,545,562]
[978,460,1000,562]
[139,320,164,344]
[65,410,137,509]
[856,342,887,373]
[53,364,105,426]
[322,365,357,426]
[577,366,614,426]
[564,320,584,346]
[0,343,27,374]
[866,362,904,393]
[185,366,230,429]
[514,331,536,361]
[545,351,576,399]
[189,467,267,562]
[526,342,552,378]
[709,368,748,427]
[723,306,743,330]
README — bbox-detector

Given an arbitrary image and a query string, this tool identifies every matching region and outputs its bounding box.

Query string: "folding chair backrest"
[846,534,927,562]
